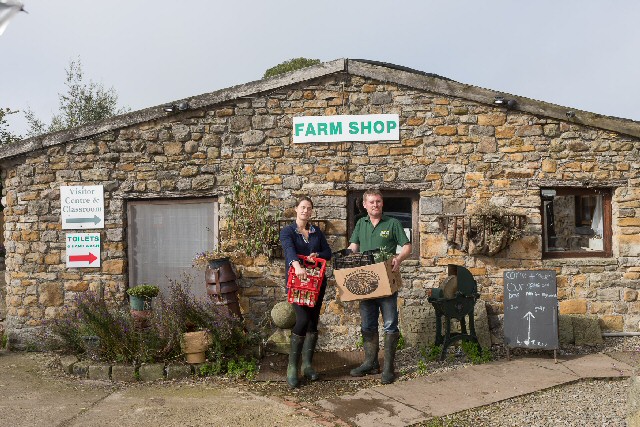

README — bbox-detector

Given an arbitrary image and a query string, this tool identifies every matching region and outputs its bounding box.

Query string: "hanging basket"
[439,214,526,256]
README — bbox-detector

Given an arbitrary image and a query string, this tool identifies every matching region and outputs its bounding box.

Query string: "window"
[127,198,218,298]
[541,188,611,258]
[347,190,419,258]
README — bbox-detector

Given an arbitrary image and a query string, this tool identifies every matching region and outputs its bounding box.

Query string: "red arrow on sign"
[69,253,98,264]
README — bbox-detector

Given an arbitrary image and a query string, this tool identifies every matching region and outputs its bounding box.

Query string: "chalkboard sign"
[503,270,558,349]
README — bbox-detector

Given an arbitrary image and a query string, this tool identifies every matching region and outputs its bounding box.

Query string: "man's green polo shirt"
[349,214,410,254]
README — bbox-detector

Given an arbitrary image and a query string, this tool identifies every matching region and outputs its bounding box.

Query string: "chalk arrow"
[523,311,535,345]
[66,215,101,225]
[69,253,98,264]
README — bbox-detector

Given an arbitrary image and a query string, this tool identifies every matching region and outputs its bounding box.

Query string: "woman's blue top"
[280,222,332,286]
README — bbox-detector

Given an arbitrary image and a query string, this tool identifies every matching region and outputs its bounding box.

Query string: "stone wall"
[2,72,640,349]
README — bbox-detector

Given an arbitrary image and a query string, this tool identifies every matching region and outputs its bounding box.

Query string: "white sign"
[66,233,101,268]
[60,185,104,229]
[293,114,400,143]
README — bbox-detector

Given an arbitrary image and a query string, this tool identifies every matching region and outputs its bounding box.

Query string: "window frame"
[540,187,612,259]
[347,190,419,259]
[126,197,219,298]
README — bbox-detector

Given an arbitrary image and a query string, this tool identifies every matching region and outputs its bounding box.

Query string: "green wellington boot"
[381,332,400,384]
[287,333,305,388]
[301,332,319,381]
[350,331,380,376]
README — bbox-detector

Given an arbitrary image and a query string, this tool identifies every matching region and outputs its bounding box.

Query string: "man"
[347,189,411,384]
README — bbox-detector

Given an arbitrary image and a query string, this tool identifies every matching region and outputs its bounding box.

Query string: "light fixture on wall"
[163,102,190,113]
[494,96,516,109]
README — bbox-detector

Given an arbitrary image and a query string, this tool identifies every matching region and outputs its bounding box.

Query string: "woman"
[279,196,332,388]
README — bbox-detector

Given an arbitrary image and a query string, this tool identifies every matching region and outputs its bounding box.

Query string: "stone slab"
[72,360,90,378]
[559,352,635,378]
[138,363,165,381]
[60,355,79,374]
[373,357,579,417]
[166,364,192,380]
[111,365,137,382]
[607,351,640,371]
[317,388,426,427]
[88,364,111,381]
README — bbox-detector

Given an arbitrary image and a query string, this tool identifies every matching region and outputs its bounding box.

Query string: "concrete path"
[0,349,635,427]
[0,351,319,427]
[317,353,636,427]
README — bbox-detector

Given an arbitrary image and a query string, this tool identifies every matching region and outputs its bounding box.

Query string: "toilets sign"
[66,233,101,268]
[293,114,400,143]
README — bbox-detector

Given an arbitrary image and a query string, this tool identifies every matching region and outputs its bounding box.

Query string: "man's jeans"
[359,292,399,334]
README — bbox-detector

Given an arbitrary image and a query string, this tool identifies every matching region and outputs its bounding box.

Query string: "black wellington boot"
[301,332,319,381]
[287,333,304,388]
[350,331,380,376]
[381,332,400,384]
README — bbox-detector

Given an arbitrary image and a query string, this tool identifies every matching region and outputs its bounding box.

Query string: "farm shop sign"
[292,114,400,143]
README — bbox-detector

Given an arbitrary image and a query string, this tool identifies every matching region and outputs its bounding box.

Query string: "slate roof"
[1,58,639,160]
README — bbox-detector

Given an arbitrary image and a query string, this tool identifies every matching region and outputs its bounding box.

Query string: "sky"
[2,1,640,137]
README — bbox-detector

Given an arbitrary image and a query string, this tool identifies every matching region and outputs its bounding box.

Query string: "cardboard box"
[334,259,403,302]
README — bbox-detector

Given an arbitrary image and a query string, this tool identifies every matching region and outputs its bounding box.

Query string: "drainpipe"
[602,332,640,337]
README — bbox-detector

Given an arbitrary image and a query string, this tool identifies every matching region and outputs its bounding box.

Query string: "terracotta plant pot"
[182,330,212,364]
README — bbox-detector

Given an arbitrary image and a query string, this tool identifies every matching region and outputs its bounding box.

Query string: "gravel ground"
[244,336,639,425]
[430,378,630,427]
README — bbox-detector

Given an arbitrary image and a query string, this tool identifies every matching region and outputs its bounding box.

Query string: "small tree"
[25,58,129,137]
[263,57,321,79]
[227,168,281,257]
[0,107,21,144]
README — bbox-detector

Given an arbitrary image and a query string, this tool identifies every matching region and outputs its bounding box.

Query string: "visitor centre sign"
[293,114,400,143]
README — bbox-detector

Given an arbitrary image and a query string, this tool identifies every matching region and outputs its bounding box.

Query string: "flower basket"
[438,207,526,256]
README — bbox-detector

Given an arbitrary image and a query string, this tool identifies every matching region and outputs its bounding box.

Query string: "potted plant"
[127,284,160,310]
[181,329,212,364]
[127,284,159,328]
[192,249,232,270]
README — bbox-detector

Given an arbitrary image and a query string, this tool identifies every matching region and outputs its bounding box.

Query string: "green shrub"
[126,284,159,298]
[226,356,258,380]
[263,58,320,79]
[47,280,255,369]
[397,333,406,350]
[422,344,442,362]
[460,341,492,364]
[199,360,224,377]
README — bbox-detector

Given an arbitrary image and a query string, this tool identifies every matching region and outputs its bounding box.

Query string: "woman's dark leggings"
[291,283,326,336]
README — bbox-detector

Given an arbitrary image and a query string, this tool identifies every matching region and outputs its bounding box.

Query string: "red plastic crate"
[287,256,327,307]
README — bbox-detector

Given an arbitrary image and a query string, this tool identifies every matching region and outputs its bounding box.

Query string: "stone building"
[1,59,639,350]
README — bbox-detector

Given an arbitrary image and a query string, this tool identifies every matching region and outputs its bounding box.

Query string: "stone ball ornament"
[271,301,296,329]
